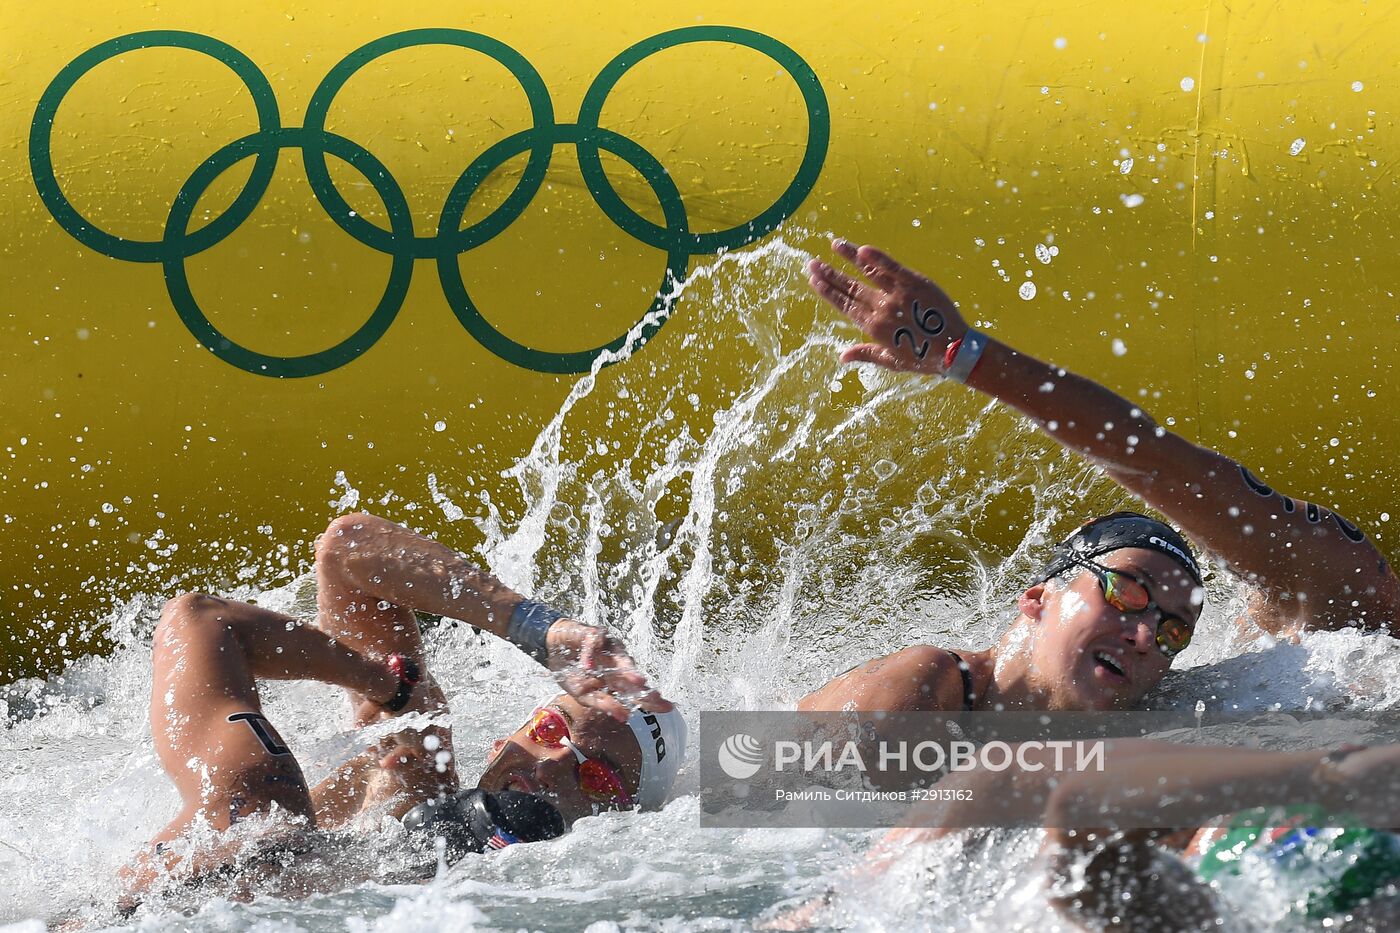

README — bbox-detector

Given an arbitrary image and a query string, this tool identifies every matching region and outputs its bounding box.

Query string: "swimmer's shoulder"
[799,644,971,713]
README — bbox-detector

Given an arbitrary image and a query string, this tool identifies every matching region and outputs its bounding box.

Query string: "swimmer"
[766,739,1400,931]
[783,240,1400,925]
[800,239,1400,716]
[117,511,686,913]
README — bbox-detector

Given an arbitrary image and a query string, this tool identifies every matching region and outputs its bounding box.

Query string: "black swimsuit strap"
[945,651,976,711]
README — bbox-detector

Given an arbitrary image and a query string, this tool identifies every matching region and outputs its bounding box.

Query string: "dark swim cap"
[403,788,565,861]
[1036,511,1204,587]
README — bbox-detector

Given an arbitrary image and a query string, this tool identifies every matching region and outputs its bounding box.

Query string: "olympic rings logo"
[29,27,829,377]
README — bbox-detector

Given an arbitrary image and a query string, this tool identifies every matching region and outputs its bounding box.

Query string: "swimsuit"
[1195,805,1400,917]
[944,651,977,711]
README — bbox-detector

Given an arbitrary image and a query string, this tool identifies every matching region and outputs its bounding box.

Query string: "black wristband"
[506,599,565,664]
[383,653,421,713]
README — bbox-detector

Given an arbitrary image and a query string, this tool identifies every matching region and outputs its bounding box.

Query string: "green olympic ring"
[30,27,829,376]
[439,124,689,373]
[29,31,283,264]
[165,127,415,378]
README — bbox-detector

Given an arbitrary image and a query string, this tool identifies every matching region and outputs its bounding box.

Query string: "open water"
[4,240,1400,931]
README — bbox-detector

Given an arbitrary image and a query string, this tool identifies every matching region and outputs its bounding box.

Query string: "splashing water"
[5,237,1400,930]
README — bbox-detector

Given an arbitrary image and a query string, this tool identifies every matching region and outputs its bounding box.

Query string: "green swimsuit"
[1195,806,1400,917]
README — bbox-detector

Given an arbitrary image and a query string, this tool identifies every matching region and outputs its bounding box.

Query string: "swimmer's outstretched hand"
[546,618,674,721]
[807,239,968,375]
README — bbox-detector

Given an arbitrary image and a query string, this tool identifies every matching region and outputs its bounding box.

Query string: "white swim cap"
[625,707,687,810]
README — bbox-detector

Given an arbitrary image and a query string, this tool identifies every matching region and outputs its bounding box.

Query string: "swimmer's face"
[476,694,643,826]
[1020,548,1203,711]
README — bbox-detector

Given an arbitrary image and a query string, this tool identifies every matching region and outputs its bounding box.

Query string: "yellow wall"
[3,1,1397,677]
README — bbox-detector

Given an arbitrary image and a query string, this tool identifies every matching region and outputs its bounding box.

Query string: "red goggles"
[526,707,634,808]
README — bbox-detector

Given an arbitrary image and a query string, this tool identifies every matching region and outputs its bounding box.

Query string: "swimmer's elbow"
[315,511,390,566]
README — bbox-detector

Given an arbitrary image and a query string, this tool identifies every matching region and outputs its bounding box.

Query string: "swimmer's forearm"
[318,513,524,639]
[309,748,377,829]
[962,339,1400,621]
[1046,744,1326,829]
[965,338,1166,472]
[905,741,1326,830]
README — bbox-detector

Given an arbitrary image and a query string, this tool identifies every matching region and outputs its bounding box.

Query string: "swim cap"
[403,788,565,861]
[625,707,687,810]
[1036,511,1204,587]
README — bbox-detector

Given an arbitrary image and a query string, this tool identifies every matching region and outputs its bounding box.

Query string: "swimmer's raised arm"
[315,512,672,719]
[808,239,1400,636]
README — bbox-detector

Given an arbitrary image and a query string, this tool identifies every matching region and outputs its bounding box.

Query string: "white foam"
[5,236,1400,929]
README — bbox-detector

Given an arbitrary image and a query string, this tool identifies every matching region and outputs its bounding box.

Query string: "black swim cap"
[402,788,565,861]
[1036,511,1204,587]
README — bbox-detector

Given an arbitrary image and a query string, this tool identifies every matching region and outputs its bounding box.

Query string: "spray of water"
[4,237,1400,930]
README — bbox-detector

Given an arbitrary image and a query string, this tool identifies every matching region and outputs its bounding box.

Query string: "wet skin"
[799,547,1204,715]
[477,694,644,825]
[1029,547,1203,710]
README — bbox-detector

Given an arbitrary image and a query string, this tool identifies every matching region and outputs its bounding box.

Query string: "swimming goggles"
[1067,553,1194,658]
[526,707,634,808]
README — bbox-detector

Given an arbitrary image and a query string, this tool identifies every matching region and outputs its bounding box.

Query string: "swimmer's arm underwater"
[763,740,1400,929]
[309,740,458,829]
[808,240,1400,636]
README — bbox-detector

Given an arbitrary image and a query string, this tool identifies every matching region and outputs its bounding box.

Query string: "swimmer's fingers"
[548,621,671,720]
[600,667,673,715]
[835,240,930,293]
[593,635,674,716]
[840,343,904,370]
[576,682,632,722]
[807,260,878,326]
[572,631,623,718]
[560,653,629,721]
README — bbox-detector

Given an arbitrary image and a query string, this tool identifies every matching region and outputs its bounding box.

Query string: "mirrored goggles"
[526,707,634,808]
[1068,554,1194,658]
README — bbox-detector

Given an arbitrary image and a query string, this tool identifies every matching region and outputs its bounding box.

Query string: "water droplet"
[1180,76,1196,92]
[1289,137,1306,156]
[1121,193,1145,208]
[1119,157,1134,175]
[1035,243,1052,264]
[1352,80,1364,92]
[1054,37,1067,49]
[1018,281,1037,300]
[433,420,446,432]
[1111,338,1127,356]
